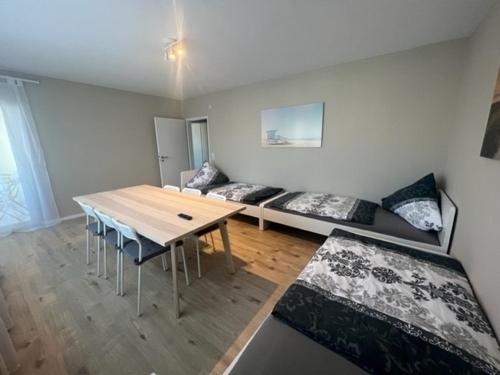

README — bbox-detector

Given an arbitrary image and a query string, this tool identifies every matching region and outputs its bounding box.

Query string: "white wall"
[18,76,182,217]
[443,2,500,334]
[183,40,467,202]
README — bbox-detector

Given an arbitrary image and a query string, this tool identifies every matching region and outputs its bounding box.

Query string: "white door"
[154,117,189,187]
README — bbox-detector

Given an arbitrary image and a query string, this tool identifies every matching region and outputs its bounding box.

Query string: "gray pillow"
[186,162,229,189]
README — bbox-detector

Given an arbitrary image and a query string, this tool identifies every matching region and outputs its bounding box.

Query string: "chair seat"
[86,222,111,236]
[122,238,183,265]
[104,230,131,248]
[195,221,226,237]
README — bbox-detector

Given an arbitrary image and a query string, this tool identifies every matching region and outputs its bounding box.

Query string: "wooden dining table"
[73,184,245,317]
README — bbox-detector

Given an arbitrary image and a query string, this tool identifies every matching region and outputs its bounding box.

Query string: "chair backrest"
[94,210,115,232]
[77,202,97,218]
[112,218,141,243]
[207,192,227,201]
[163,185,181,192]
[182,187,202,196]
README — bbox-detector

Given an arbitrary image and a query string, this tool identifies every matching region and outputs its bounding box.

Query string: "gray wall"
[6,21,500,331]
[444,2,500,334]
[22,77,181,217]
[183,40,467,202]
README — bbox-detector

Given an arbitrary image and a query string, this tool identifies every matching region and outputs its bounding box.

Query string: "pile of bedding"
[185,162,283,204]
[268,192,379,225]
[203,182,283,205]
[273,229,500,374]
[185,161,230,189]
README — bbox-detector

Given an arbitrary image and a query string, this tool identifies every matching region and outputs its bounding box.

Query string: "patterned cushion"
[382,174,442,232]
[185,162,229,189]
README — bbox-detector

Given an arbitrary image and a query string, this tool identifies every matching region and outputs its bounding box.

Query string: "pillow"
[382,174,442,232]
[185,162,229,189]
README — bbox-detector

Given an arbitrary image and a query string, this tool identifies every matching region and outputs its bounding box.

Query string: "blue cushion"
[122,238,183,265]
[86,222,107,236]
[104,230,123,248]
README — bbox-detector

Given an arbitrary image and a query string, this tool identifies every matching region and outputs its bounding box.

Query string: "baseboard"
[61,213,85,221]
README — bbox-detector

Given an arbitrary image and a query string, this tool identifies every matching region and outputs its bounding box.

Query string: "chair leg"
[86,228,90,265]
[180,246,190,286]
[196,237,201,279]
[96,236,101,277]
[137,265,142,317]
[103,240,108,279]
[210,232,215,251]
[120,251,124,296]
[116,250,120,295]
[161,253,167,271]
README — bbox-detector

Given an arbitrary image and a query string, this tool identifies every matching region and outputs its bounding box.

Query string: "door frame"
[185,116,211,169]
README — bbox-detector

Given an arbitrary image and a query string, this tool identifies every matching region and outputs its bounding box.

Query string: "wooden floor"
[0,215,324,375]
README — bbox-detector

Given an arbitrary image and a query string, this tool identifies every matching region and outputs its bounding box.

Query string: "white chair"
[163,185,180,192]
[77,202,103,274]
[193,192,227,278]
[94,210,142,288]
[181,187,202,196]
[112,219,190,316]
[206,192,227,201]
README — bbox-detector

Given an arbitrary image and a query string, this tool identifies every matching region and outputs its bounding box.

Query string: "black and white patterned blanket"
[273,229,500,374]
[203,182,283,205]
[268,192,378,225]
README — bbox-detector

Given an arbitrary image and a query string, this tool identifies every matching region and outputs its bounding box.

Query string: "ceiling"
[0,0,496,99]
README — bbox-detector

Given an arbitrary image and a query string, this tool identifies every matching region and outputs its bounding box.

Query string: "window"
[0,78,59,236]
[0,106,30,229]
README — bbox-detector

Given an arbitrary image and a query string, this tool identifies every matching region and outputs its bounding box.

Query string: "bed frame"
[261,190,456,254]
[181,170,456,254]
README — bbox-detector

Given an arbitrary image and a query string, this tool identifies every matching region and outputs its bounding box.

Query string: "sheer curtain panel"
[0,77,59,236]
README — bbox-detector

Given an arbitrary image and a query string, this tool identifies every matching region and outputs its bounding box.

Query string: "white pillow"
[394,200,442,231]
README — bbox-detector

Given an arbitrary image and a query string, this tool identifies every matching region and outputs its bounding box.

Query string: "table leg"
[170,242,180,318]
[219,221,235,274]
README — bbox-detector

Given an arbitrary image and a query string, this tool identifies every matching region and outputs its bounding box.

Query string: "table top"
[73,185,245,246]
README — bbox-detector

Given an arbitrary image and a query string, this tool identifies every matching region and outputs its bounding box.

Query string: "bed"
[180,169,285,219]
[226,230,500,375]
[262,190,456,254]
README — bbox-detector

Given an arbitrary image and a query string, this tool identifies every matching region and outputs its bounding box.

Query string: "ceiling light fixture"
[163,38,185,61]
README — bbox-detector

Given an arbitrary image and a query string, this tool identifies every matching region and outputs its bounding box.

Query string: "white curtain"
[0,78,60,236]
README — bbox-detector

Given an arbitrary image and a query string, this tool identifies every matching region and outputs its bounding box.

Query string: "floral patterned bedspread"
[268,192,378,225]
[206,182,282,204]
[273,229,500,374]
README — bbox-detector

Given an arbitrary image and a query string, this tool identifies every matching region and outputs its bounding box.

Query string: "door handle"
[159,155,168,162]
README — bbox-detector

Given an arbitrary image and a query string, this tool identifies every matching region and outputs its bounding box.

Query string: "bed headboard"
[180,169,197,188]
[438,190,457,254]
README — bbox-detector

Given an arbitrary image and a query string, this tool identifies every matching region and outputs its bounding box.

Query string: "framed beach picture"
[261,102,324,147]
[480,68,500,160]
